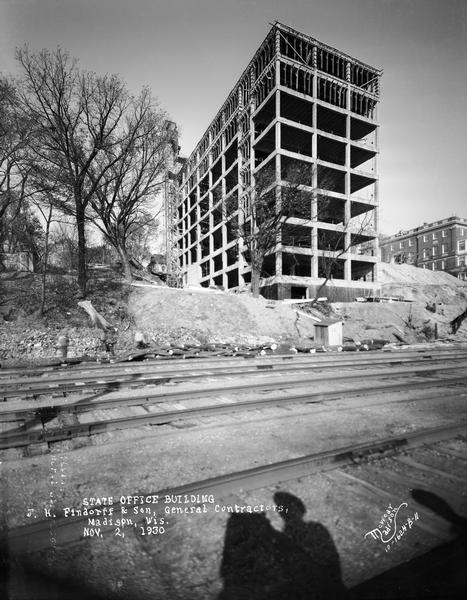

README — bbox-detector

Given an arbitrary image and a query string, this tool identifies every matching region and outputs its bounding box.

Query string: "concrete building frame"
[173,22,382,300]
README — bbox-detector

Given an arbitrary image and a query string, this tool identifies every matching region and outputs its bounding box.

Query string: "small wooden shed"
[314,318,343,346]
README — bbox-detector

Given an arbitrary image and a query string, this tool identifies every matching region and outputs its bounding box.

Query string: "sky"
[1,0,466,234]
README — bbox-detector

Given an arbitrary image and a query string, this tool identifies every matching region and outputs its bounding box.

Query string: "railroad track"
[1,346,451,378]
[1,351,466,449]
[2,344,467,383]
[4,347,467,599]
[2,347,467,399]
[1,379,466,449]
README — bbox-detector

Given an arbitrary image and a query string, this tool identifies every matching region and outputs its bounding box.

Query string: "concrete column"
[236,118,243,213]
[248,66,256,204]
[372,122,380,276]
[311,61,318,279]
[194,176,201,264]
[311,226,318,277]
[238,239,246,284]
[344,108,351,280]
[239,67,256,287]
[275,251,282,277]
[344,247,352,279]
[275,87,281,181]
[275,85,282,277]
[311,68,318,178]
[344,96,351,270]
[373,182,380,269]
[221,128,226,207]
[344,199,351,280]
[312,117,317,160]
[195,229,201,264]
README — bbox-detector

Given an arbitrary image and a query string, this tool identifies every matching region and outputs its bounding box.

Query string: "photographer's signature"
[364,501,419,552]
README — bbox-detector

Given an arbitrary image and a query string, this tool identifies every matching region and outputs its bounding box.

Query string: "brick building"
[172,22,382,300]
[380,216,467,279]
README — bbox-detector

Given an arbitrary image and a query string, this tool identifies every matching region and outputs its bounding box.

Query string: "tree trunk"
[78,300,114,330]
[310,276,331,306]
[310,254,336,306]
[251,267,261,298]
[76,204,87,298]
[117,244,133,282]
[40,204,53,315]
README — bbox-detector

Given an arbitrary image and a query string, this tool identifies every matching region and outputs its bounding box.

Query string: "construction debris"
[77,301,115,331]
[451,307,467,334]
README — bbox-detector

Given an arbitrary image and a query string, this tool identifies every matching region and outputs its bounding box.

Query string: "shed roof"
[314,319,343,327]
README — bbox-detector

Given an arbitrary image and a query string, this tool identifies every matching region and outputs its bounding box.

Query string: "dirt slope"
[378,262,466,286]
[128,285,317,346]
[334,263,467,343]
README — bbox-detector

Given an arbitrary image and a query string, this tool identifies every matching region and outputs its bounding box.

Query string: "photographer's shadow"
[218,491,347,600]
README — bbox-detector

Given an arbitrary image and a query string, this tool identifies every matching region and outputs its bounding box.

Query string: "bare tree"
[223,161,375,299]
[0,77,34,249]
[16,47,132,297]
[124,216,160,264]
[32,190,58,314]
[223,164,277,297]
[222,162,314,297]
[87,91,171,281]
[48,219,80,271]
[312,209,375,303]
[1,202,43,265]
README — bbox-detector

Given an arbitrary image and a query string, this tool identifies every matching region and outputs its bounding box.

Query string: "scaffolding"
[163,121,184,287]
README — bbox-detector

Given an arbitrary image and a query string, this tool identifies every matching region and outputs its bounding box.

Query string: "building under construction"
[172,22,382,300]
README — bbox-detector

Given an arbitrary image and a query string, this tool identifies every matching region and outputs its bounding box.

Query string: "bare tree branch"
[15,46,169,296]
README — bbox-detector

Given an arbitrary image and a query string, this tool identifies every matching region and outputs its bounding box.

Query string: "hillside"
[334,263,467,343]
[127,284,316,346]
[1,263,466,365]
[0,272,318,364]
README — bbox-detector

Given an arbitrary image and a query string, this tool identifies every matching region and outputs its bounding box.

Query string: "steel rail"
[3,353,467,399]
[1,345,467,380]
[2,349,460,384]
[1,361,465,422]
[7,420,467,554]
[1,373,466,448]
[1,362,465,423]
